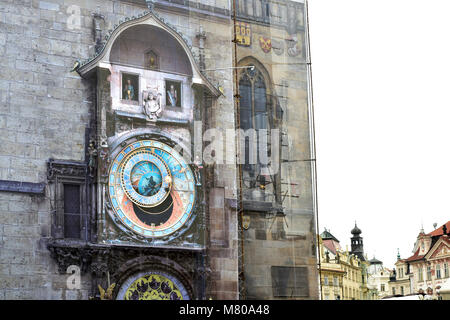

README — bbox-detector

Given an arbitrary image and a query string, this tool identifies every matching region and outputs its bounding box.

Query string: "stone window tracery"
[239,66,270,196]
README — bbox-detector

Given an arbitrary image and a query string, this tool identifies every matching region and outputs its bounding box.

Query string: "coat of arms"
[235,21,251,46]
[142,86,162,121]
[271,39,284,56]
[259,37,271,53]
[242,215,251,230]
[286,35,301,57]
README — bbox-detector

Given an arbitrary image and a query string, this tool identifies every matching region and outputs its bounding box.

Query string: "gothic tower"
[0,0,318,300]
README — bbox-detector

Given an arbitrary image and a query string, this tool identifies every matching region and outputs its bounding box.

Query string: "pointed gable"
[425,236,450,260]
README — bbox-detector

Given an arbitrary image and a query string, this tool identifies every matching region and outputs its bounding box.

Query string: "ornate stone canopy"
[74,8,221,98]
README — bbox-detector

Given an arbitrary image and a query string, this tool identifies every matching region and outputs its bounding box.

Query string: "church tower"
[0,0,318,300]
[350,223,365,261]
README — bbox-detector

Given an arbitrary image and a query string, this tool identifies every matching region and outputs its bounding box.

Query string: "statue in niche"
[143,86,162,121]
[165,80,181,107]
[193,155,203,186]
[145,49,159,70]
[123,78,135,100]
[149,56,156,68]
[167,85,177,106]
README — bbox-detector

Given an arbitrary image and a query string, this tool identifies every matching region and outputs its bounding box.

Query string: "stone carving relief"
[143,86,163,121]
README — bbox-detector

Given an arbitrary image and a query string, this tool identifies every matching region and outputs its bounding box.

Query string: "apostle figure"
[167,84,178,107]
[124,79,135,100]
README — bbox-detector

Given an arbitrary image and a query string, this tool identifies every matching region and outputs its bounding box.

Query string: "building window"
[239,67,268,131]
[63,184,82,239]
[239,66,269,174]
[48,159,87,241]
[271,266,309,298]
[444,263,449,278]
[427,266,432,281]
[436,264,441,279]
[324,275,329,286]
[381,284,385,292]
[400,286,404,295]
[392,287,396,295]
[333,276,338,287]
[418,267,423,282]
[238,62,282,203]
[399,267,403,278]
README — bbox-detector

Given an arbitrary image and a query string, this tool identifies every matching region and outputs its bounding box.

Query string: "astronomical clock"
[107,139,197,241]
[47,6,221,300]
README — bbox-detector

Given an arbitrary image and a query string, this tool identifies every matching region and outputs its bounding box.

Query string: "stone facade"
[0,0,318,300]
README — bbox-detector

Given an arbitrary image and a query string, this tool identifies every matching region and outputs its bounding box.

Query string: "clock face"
[116,270,190,300]
[108,140,196,238]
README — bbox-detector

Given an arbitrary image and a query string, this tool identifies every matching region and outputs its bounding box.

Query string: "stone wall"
[0,0,316,300]
[0,0,239,300]
[235,2,319,299]
[0,0,158,300]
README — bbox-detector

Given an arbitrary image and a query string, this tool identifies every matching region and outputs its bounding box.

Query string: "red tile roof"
[405,248,425,262]
[406,221,449,262]
[323,239,339,255]
[427,221,450,236]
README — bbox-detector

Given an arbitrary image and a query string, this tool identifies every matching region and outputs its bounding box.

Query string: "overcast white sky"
[307,0,450,268]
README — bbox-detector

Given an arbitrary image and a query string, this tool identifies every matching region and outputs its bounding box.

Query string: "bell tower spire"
[350,222,365,261]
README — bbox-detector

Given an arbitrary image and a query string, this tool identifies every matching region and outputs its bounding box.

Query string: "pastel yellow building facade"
[388,256,412,296]
[318,234,345,300]
[318,228,371,300]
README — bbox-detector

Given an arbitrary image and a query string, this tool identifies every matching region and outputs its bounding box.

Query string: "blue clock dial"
[108,140,197,238]
[121,150,171,208]
[131,161,162,196]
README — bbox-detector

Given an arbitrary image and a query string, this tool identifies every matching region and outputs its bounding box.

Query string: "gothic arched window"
[239,67,268,132]
[239,66,269,170]
[238,66,271,197]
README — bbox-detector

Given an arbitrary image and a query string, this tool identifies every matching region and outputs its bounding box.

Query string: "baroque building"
[366,256,391,299]
[403,221,450,297]
[387,250,412,297]
[0,0,318,299]
[318,227,371,300]
[318,229,345,300]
